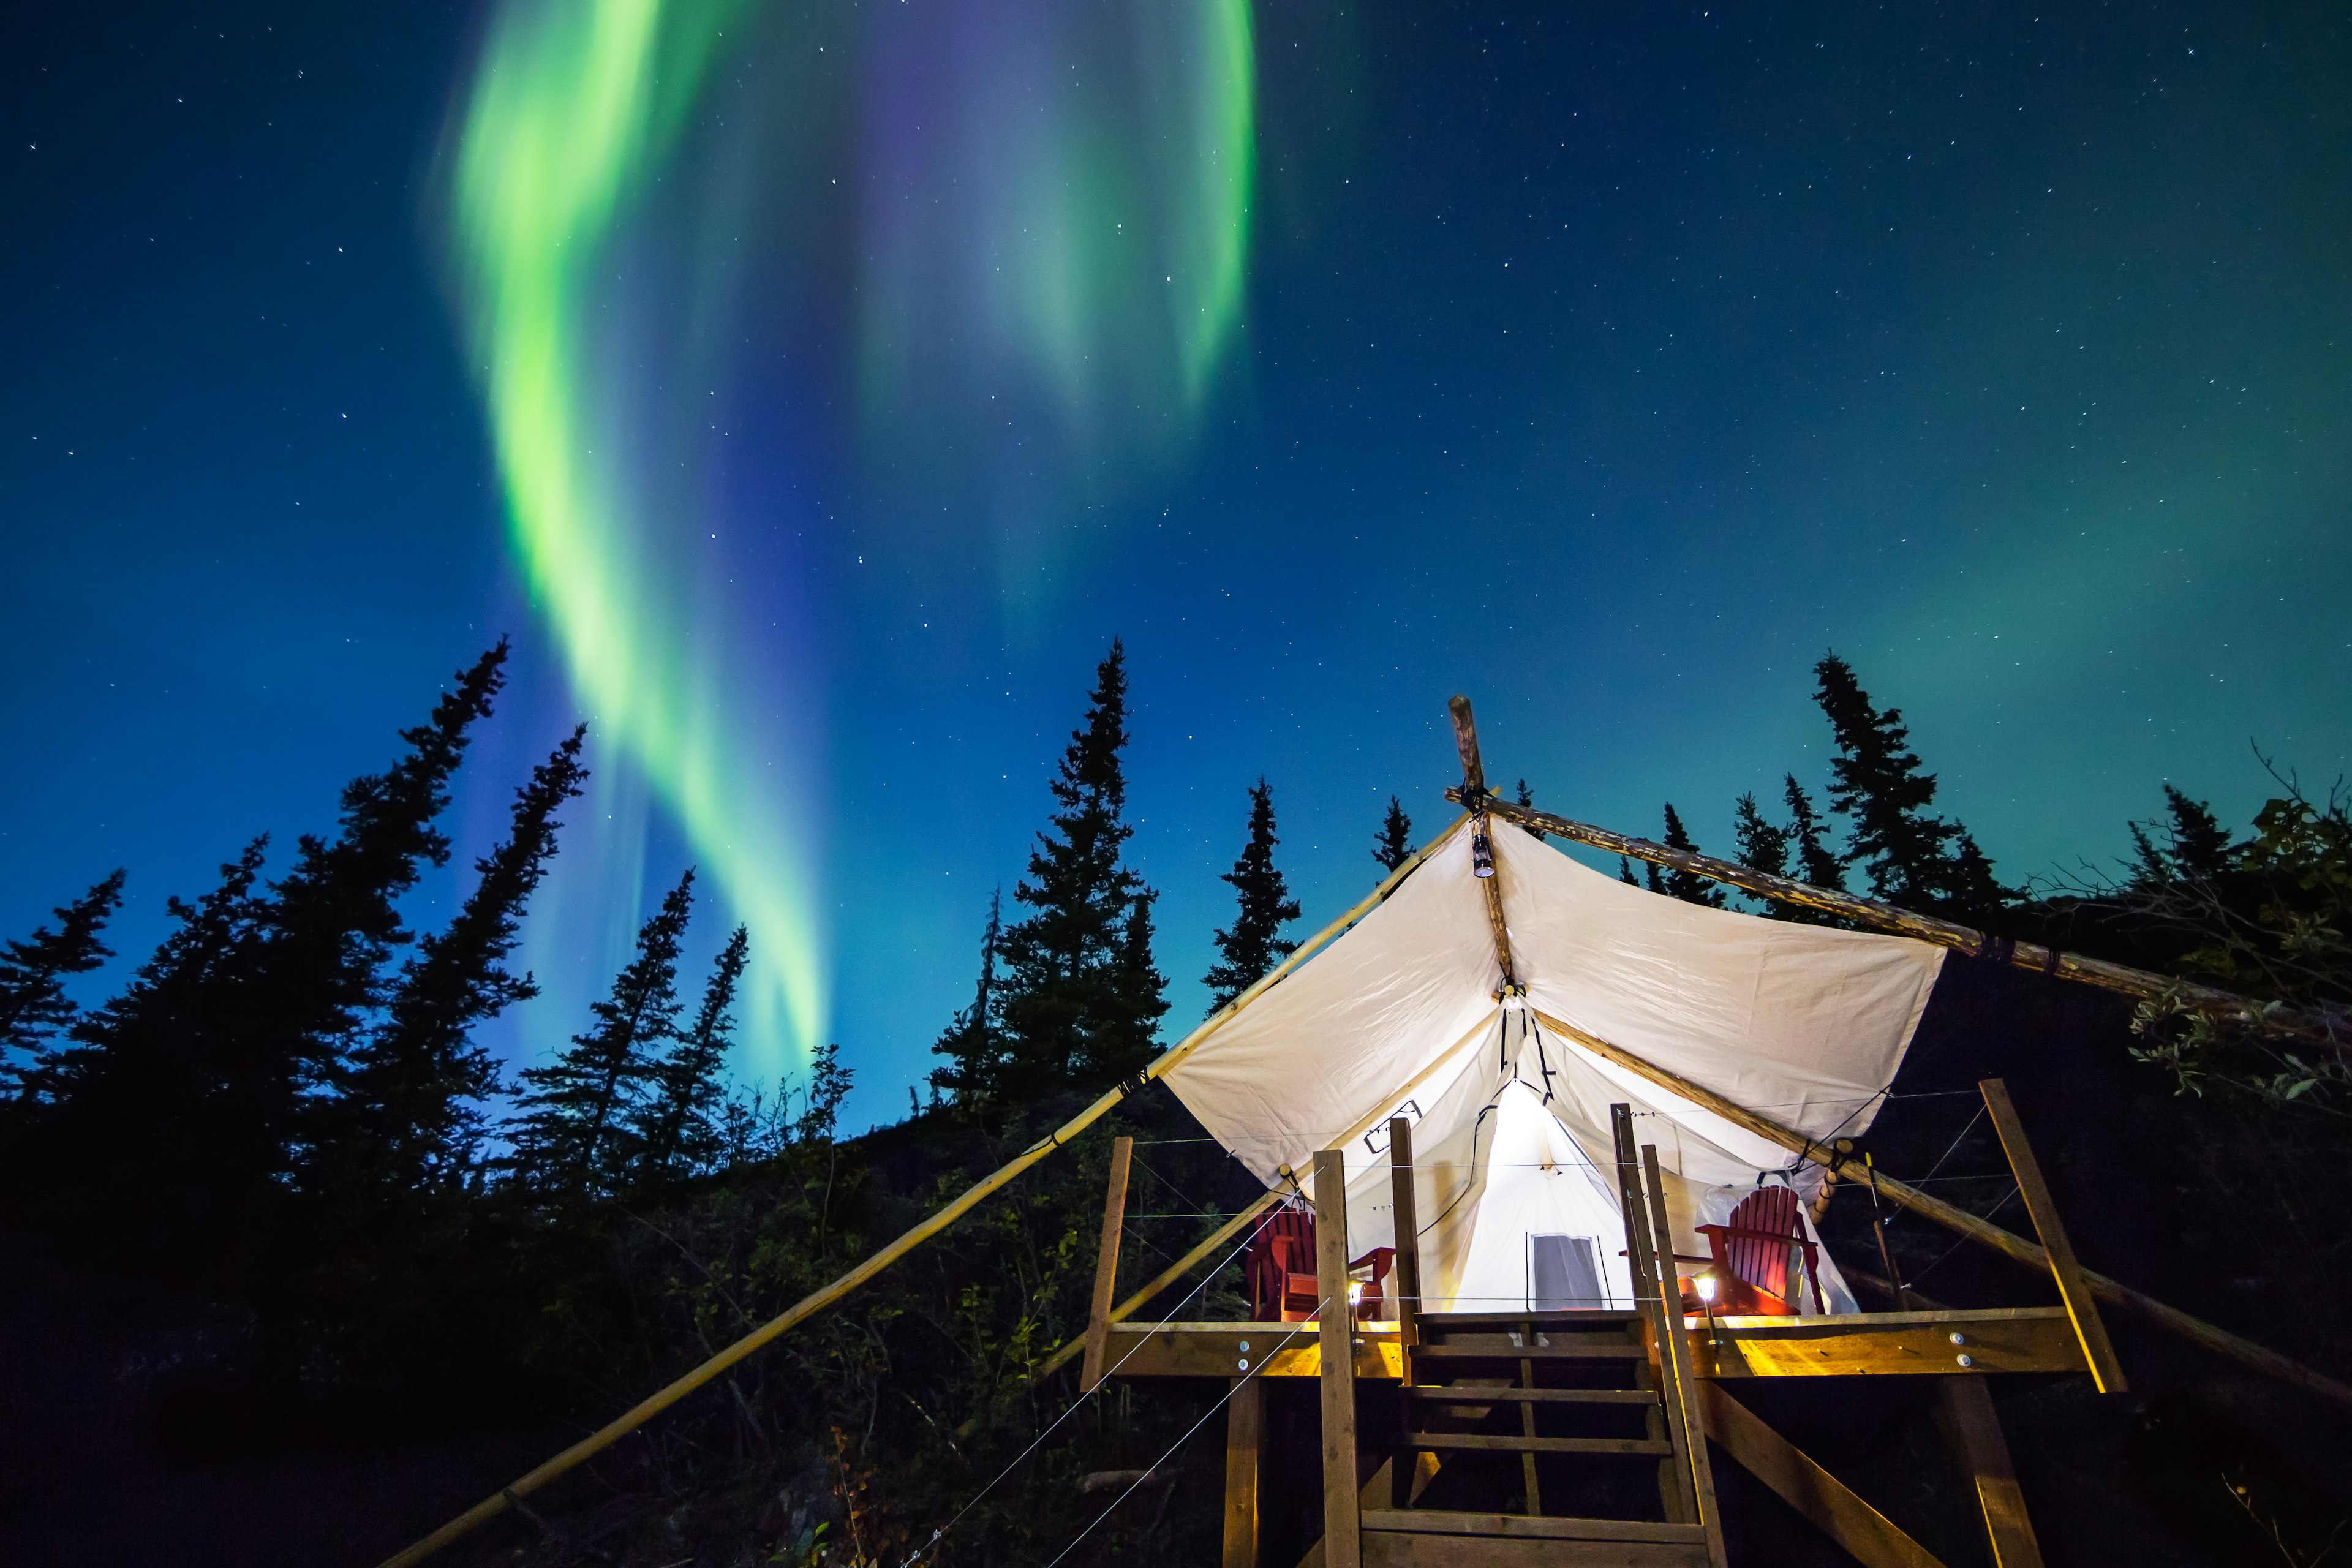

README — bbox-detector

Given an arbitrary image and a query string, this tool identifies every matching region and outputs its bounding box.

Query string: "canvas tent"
[1163,813,1945,1318]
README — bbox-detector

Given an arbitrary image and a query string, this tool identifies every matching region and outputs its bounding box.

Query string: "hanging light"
[1471,824,1496,878]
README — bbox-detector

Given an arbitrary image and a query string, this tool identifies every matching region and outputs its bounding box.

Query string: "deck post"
[1081,1136,1134,1392]
[1386,1116,1421,1509]
[1642,1145,1730,1568]
[1313,1148,1361,1568]
[1978,1079,2127,1394]
[1938,1379,2046,1568]
[1223,1376,1264,1568]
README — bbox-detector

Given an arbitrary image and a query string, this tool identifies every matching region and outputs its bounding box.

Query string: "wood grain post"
[1447,696,1519,989]
[1643,1145,1730,1568]
[1937,1378,2045,1568]
[1223,1376,1265,1568]
[1698,1383,1947,1568]
[1314,1148,1361,1568]
[1082,1136,1134,1392]
[1979,1079,2126,1394]
[1387,1116,1421,1508]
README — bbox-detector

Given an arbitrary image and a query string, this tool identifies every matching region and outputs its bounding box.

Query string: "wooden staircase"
[1344,1106,1728,1568]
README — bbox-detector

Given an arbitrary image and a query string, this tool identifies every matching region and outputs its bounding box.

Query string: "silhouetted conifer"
[1782,775,1847,891]
[331,725,587,1202]
[1,869,124,1094]
[929,888,1005,1106]
[511,869,695,1196]
[1648,804,1726,908]
[1514,779,1545,839]
[1730,793,1789,917]
[638,923,748,1189]
[995,642,1165,1093]
[1373,796,1415,873]
[1204,778,1303,1012]
[1618,857,1640,886]
[1814,652,2009,914]
[2130,785,2237,887]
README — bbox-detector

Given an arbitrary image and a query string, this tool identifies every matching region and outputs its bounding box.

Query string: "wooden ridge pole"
[1447,696,1518,989]
[377,820,1470,1568]
[1455,788,2347,1052]
[1531,1007,2352,1412]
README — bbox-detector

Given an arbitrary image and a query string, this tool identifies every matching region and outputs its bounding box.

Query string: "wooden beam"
[1389,1115,1422,1510]
[1978,1079,2127,1394]
[1224,1376,1265,1568]
[1937,1378,2045,1568]
[1032,1188,1284,1387]
[1687,1306,2083,1379]
[1643,1145,1729,1568]
[1446,696,1518,988]
[1611,1107,1700,1532]
[1696,1383,1945,1568]
[1460,789,2346,1050]
[1082,1136,1135,1391]
[1316,1148,1362,1568]
[1532,1006,2352,1412]
[1100,1323,1399,1380]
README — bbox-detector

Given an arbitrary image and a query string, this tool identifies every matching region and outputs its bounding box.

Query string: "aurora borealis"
[6,2,2349,1114]
[441,0,1254,1062]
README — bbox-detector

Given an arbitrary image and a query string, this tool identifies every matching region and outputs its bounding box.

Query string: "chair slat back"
[1721,1185,1800,1300]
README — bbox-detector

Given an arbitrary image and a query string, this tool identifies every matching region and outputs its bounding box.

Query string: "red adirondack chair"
[1245,1205,1396,1321]
[1691,1184,1824,1317]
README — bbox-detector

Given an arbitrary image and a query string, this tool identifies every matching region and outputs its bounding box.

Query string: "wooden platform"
[1099,1305,2084,1382]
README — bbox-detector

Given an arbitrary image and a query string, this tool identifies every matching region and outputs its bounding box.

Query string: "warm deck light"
[1693,1274,1718,1303]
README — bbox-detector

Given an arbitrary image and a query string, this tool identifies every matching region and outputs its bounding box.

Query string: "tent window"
[1528,1233,1606,1311]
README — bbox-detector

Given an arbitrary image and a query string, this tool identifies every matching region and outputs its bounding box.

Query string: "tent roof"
[1161,818,1947,1312]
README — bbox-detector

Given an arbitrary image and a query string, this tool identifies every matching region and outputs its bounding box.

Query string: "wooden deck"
[1101,1305,2085,1383]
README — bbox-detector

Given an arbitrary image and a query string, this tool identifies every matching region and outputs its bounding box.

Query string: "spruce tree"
[1204,778,1304,1012]
[1814,652,2009,913]
[1373,796,1415,874]
[637,923,748,1189]
[1618,857,1641,887]
[2130,785,2236,886]
[994,642,1165,1094]
[264,643,511,1180]
[34,843,272,1198]
[929,889,1005,1106]
[330,725,589,1200]
[1,870,124,1094]
[1730,793,1789,918]
[1648,804,1726,908]
[510,869,695,1196]
[1782,775,1847,891]
[1514,779,1545,839]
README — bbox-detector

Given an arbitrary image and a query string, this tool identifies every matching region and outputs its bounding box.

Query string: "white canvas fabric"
[1161,815,1942,1314]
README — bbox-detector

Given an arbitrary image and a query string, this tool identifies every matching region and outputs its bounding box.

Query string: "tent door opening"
[1528,1233,1607,1312]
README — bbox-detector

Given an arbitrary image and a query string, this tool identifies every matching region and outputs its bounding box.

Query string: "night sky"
[6,1,2347,1128]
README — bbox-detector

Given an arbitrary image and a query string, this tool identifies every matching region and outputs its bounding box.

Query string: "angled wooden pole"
[1533,1007,2352,1411]
[1698,1383,1946,1568]
[1937,1378,2045,1568]
[1457,788,2347,1051]
[1447,695,1518,989]
[1082,1137,1134,1391]
[377,821,1469,1568]
[1314,1148,1362,1568]
[1978,1079,2126,1393]
[1643,1145,1730,1568]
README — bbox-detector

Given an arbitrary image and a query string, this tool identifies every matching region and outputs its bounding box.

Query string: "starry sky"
[6,1,2347,1128]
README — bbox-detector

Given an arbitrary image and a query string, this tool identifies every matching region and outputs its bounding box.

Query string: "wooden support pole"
[377,822,1472,1568]
[1697,1383,1947,1568]
[1387,1116,1421,1509]
[1314,1148,1362,1568]
[1937,1378,2045,1568]
[1456,786,2346,1050]
[1031,1188,1284,1389]
[1643,1145,1730,1568]
[1978,1079,2127,1394]
[1610,1107,1701,1531]
[1533,1006,2352,1412]
[1447,695,1518,989]
[1224,1376,1265,1568]
[1082,1136,1135,1391]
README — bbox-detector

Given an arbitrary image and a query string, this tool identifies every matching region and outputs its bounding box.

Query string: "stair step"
[1412,1341,1646,1360]
[1363,1526,1709,1567]
[1406,1385,1657,1406]
[1408,1432,1673,1457]
[1363,1511,1708,1545]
